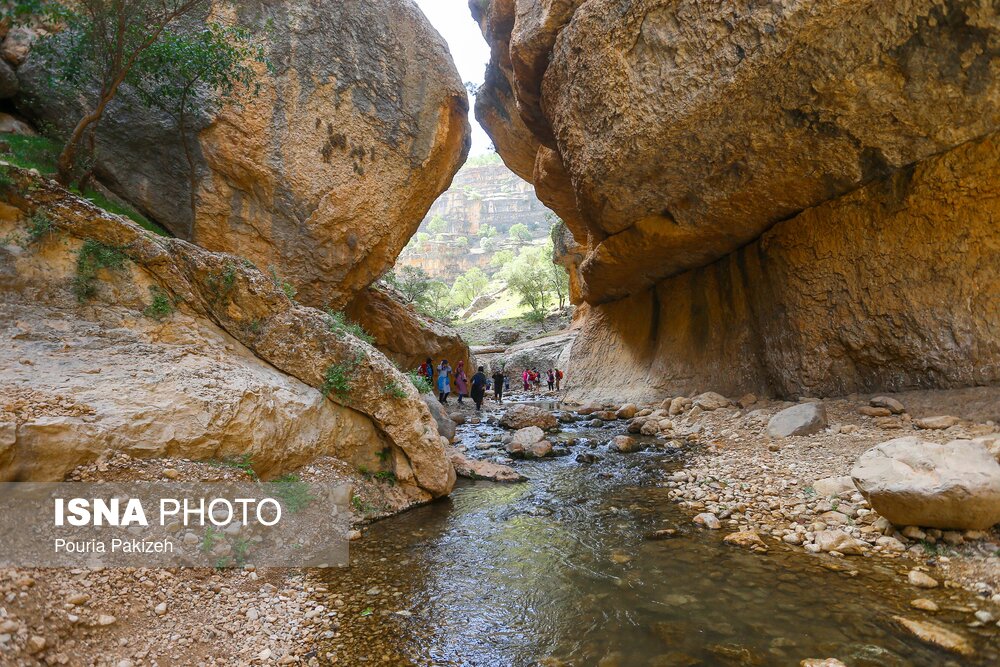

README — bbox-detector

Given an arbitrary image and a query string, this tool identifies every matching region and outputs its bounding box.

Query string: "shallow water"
[320,414,999,666]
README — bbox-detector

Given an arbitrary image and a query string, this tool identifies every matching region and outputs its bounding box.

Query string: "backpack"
[556,370,564,379]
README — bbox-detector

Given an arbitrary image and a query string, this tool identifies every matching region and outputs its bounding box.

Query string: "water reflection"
[320,419,998,666]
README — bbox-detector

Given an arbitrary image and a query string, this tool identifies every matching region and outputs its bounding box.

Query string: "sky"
[413,0,494,156]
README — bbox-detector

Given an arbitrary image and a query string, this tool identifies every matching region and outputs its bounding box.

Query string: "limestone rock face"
[851,437,1000,530]
[562,134,1000,404]
[0,171,456,497]
[475,0,1000,405]
[17,0,471,308]
[478,0,1000,303]
[345,287,471,374]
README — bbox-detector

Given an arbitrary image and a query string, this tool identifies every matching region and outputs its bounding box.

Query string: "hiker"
[546,369,555,391]
[471,366,488,411]
[455,360,468,404]
[422,357,434,385]
[555,368,564,391]
[437,359,452,404]
[532,368,541,390]
[492,367,506,403]
[522,369,530,391]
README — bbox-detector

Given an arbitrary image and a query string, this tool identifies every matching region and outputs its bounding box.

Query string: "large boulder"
[499,404,558,430]
[345,287,471,373]
[477,0,1000,304]
[0,171,456,498]
[475,0,1000,407]
[17,0,471,309]
[851,437,1000,530]
[421,394,457,444]
[767,403,827,439]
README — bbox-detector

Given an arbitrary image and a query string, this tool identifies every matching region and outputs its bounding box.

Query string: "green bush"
[322,354,362,401]
[407,370,433,394]
[269,266,297,299]
[143,285,173,321]
[382,379,407,399]
[26,212,55,244]
[325,309,374,344]
[73,239,129,302]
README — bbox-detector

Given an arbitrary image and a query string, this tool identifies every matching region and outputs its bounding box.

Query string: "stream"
[319,407,999,666]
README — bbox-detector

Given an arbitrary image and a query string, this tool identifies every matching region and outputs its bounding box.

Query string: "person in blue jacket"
[437,359,452,404]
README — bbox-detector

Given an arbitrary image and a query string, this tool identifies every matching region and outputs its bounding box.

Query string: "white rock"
[767,403,827,438]
[851,437,1000,530]
[811,476,855,497]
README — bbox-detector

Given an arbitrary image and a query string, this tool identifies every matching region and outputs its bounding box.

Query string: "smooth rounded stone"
[811,476,855,498]
[768,402,827,438]
[615,403,638,419]
[870,396,905,414]
[646,528,679,540]
[26,635,46,654]
[901,525,926,540]
[693,392,730,411]
[910,598,939,612]
[668,397,693,415]
[154,602,168,616]
[589,418,605,428]
[693,513,721,530]
[500,404,558,430]
[858,406,892,417]
[876,536,906,552]
[609,435,643,453]
[907,570,939,589]
[510,426,545,448]
[640,421,660,436]
[892,616,974,656]
[576,452,600,464]
[723,529,768,552]
[801,660,846,667]
[627,418,645,434]
[851,437,1000,529]
[974,609,995,623]
[449,412,467,425]
[914,415,960,430]
[813,530,866,555]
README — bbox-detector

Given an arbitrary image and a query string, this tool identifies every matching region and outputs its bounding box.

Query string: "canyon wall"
[15,0,471,310]
[1,171,456,498]
[473,0,1000,402]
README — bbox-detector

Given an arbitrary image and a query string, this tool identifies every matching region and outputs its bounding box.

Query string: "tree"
[478,224,497,239]
[17,0,224,185]
[548,257,570,309]
[490,248,514,268]
[427,214,448,234]
[504,246,551,320]
[131,23,268,219]
[386,265,432,305]
[480,236,497,252]
[450,267,488,308]
[419,280,454,320]
[508,223,531,242]
[455,236,469,248]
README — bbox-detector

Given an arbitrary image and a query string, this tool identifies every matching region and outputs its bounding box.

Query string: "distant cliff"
[397,160,553,281]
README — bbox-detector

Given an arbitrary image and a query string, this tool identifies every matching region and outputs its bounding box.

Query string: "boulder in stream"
[500,404,558,430]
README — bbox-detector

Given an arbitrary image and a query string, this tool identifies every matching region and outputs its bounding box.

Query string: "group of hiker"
[417,358,564,411]
[521,368,562,392]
